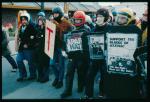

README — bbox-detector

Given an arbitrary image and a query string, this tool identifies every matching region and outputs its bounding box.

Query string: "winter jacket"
[91,23,111,60]
[53,18,75,50]
[35,25,45,53]
[17,22,37,52]
[93,23,110,33]
[34,24,49,66]
[86,22,95,32]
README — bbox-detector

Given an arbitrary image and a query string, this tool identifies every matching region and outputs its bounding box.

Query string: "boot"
[60,91,72,98]
[55,81,63,89]
[40,78,49,83]
[16,77,26,82]
[52,79,58,87]
[80,95,93,99]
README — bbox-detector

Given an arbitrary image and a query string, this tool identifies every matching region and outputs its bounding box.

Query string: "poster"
[66,32,83,53]
[87,34,104,59]
[106,33,138,75]
[44,20,56,59]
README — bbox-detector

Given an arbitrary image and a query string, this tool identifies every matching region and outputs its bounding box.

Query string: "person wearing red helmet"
[72,10,91,31]
[60,10,91,98]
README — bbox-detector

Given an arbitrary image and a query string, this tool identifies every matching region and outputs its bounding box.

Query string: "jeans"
[50,48,65,82]
[3,55,17,69]
[16,50,37,78]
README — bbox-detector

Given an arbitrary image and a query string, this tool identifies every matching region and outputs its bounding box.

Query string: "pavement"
[2,39,100,99]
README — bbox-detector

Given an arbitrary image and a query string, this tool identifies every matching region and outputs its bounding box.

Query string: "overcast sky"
[98,2,121,6]
[80,2,120,6]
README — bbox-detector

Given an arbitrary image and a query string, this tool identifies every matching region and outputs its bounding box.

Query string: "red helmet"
[73,11,86,26]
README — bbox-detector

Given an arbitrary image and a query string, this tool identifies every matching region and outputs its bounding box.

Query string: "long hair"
[17,10,23,29]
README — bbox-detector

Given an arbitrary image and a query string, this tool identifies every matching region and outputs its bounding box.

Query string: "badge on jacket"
[30,35,34,39]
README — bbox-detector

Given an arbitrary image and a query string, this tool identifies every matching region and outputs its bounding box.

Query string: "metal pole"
[64,2,69,15]
[41,2,44,12]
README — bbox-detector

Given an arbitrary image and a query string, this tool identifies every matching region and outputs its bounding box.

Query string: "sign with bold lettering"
[44,20,56,59]
[106,33,138,75]
[87,33,104,59]
[66,32,83,53]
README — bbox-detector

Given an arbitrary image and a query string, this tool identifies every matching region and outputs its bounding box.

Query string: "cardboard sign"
[87,34,104,59]
[44,20,56,59]
[66,32,83,53]
[106,33,138,75]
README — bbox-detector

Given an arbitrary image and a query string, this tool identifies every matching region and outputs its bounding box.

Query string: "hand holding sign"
[62,50,68,58]
[23,44,28,48]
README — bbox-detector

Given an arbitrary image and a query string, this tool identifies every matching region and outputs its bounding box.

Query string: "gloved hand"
[62,50,68,58]
[23,44,28,48]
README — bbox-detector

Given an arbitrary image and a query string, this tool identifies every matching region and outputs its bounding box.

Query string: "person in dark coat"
[34,11,50,83]
[15,10,37,82]
[83,8,110,99]
[60,10,91,98]
[2,28,18,72]
[103,8,142,98]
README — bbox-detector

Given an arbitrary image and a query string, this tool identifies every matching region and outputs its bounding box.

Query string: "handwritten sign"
[44,20,56,59]
[66,32,83,53]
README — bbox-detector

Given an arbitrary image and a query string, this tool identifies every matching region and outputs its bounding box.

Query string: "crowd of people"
[2,5,148,99]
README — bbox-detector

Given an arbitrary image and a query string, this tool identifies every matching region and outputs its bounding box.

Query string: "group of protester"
[2,5,147,99]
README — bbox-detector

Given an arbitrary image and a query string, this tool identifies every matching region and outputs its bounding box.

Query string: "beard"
[22,23,27,27]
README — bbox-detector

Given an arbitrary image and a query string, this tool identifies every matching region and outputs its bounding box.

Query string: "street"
[2,40,100,99]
